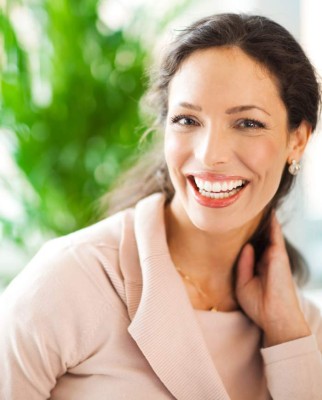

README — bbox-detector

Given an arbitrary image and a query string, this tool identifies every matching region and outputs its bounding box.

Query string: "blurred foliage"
[1,0,148,240]
[0,0,192,285]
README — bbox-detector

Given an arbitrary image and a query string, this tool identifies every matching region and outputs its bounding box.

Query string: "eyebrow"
[176,102,271,116]
[177,102,203,111]
[226,105,271,116]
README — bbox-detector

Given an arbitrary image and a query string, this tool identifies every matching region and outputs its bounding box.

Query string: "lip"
[186,172,247,182]
[187,174,249,208]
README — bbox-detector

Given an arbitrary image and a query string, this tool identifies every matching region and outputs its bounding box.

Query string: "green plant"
[1,1,148,238]
[0,0,192,287]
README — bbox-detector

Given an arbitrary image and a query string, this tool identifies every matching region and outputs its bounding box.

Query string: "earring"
[288,159,301,176]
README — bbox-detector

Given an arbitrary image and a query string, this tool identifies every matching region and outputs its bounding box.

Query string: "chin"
[189,213,246,235]
[184,195,264,237]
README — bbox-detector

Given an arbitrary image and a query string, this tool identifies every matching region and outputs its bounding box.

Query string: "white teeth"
[204,181,212,191]
[228,181,235,191]
[194,177,245,193]
[199,188,240,199]
[221,182,228,191]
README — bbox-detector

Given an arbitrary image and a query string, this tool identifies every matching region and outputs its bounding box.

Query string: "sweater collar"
[128,193,230,400]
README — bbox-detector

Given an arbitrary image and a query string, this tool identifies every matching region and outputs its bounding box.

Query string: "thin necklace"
[175,266,235,312]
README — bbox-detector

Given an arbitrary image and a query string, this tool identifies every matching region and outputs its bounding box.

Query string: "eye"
[235,118,266,130]
[170,114,199,126]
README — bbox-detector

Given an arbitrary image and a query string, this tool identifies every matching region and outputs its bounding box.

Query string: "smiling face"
[164,46,305,235]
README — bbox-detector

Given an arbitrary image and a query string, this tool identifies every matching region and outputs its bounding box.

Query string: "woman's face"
[164,46,300,234]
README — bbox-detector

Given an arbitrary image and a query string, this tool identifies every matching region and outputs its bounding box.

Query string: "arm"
[261,294,322,399]
[261,334,322,399]
[0,239,113,400]
[236,214,322,399]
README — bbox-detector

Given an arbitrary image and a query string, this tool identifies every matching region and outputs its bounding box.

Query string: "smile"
[194,177,246,198]
[187,175,249,208]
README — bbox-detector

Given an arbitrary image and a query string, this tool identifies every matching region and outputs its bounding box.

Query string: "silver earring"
[288,159,301,176]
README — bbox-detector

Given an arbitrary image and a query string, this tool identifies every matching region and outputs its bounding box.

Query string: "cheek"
[242,138,287,177]
[164,133,187,169]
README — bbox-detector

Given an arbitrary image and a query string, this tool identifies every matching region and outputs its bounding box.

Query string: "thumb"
[236,243,255,291]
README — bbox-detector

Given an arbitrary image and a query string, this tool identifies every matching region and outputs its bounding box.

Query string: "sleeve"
[260,294,322,400]
[0,238,115,400]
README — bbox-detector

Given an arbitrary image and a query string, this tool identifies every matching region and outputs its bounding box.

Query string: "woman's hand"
[236,213,311,347]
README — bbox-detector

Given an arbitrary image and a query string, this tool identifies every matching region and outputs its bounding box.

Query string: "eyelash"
[170,114,199,126]
[235,118,266,130]
[170,114,267,130]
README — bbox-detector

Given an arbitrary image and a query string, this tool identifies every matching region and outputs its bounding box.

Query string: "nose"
[195,125,232,167]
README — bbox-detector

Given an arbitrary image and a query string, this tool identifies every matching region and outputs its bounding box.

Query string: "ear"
[287,120,312,162]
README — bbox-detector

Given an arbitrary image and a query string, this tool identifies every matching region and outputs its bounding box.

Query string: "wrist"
[263,315,311,347]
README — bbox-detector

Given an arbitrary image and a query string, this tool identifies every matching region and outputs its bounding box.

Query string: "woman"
[0,13,321,400]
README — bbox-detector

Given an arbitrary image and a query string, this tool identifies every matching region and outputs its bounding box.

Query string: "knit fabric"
[0,193,321,400]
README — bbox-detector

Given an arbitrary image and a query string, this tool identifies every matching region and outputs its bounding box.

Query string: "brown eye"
[171,115,199,126]
[236,119,266,129]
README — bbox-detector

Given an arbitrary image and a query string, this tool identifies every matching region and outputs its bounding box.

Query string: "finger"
[270,211,286,250]
[236,243,255,290]
[267,212,292,275]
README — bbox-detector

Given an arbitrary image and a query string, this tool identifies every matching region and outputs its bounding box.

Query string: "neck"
[164,198,262,311]
[165,205,260,276]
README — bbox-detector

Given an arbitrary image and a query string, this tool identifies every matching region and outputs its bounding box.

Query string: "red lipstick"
[187,174,248,208]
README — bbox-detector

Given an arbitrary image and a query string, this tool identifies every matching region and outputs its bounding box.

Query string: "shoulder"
[0,207,136,324]
[0,192,166,341]
[0,208,138,365]
[67,206,135,249]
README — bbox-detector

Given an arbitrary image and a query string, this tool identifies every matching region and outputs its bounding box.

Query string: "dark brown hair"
[103,13,321,284]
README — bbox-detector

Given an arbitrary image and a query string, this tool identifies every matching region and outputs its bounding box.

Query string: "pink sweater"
[0,193,322,399]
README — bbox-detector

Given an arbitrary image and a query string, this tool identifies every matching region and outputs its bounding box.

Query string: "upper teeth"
[194,177,244,192]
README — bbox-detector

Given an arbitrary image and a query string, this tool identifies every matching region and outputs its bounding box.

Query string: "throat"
[177,272,240,313]
[164,198,256,312]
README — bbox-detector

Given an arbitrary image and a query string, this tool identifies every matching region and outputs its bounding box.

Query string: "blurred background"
[1,0,322,307]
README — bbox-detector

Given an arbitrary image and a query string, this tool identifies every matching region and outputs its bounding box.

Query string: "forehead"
[168,46,284,113]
